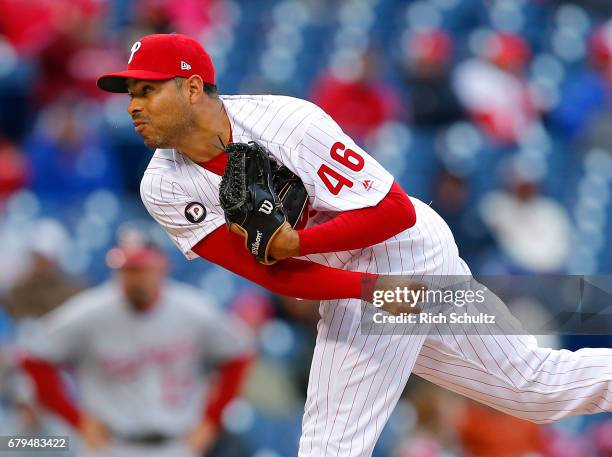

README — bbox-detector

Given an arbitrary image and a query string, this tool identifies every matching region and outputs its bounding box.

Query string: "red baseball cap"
[97,33,215,93]
[106,245,167,269]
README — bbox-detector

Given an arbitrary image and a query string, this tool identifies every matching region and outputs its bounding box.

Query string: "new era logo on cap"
[181,61,192,70]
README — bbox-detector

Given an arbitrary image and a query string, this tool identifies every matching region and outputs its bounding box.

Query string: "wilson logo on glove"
[259,200,274,214]
[219,141,308,265]
[251,230,263,254]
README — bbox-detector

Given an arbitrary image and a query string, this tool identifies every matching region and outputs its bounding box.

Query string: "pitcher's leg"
[415,313,612,423]
[298,299,427,457]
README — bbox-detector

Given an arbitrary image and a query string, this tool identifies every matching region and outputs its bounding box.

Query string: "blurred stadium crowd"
[0,0,612,456]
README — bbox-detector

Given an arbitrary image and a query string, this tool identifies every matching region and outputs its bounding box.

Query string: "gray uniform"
[23,280,253,457]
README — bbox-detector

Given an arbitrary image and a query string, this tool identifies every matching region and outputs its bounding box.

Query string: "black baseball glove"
[219,141,308,265]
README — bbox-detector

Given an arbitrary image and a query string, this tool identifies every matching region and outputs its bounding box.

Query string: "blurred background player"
[18,230,254,457]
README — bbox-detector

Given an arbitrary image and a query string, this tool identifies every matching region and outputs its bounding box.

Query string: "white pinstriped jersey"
[141,95,403,271]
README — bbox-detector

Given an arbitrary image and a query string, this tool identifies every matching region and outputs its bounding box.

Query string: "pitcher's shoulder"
[140,152,180,204]
[222,94,322,118]
[143,148,181,172]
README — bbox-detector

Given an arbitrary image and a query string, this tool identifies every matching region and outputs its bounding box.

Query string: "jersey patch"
[184,202,207,223]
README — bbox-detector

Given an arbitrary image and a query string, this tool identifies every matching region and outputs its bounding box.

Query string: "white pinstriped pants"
[298,199,612,457]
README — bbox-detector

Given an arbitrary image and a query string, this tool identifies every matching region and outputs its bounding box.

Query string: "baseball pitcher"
[96,33,612,457]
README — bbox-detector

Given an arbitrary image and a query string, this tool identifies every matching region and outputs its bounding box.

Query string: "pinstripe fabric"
[299,198,612,456]
[298,199,459,457]
[141,95,393,262]
[414,276,612,424]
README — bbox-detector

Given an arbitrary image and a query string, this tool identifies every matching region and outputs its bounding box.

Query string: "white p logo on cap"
[128,41,142,64]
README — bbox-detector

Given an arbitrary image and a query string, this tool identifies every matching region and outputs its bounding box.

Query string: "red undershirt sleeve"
[298,181,416,256]
[192,228,378,301]
[20,356,82,428]
[202,355,254,429]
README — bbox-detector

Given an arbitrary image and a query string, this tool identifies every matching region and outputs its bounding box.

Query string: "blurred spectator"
[567,19,612,153]
[0,0,118,105]
[402,29,465,128]
[456,401,545,457]
[591,418,612,457]
[132,0,226,37]
[310,50,401,143]
[0,0,93,57]
[432,169,496,268]
[272,295,318,397]
[551,22,612,142]
[478,157,572,273]
[0,137,29,205]
[229,289,275,333]
[3,219,81,323]
[541,427,594,457]
[395,379,462,457]
[231,292,316,411]
[19,232,254,457]
[0,41,34,141]
[23,97,123,199]
[130,0,174,35]
[453,32,541,145]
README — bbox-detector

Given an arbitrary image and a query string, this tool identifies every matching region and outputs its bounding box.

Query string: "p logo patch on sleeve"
[185,202,206,223]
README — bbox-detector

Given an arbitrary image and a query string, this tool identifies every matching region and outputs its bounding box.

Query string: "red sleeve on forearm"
[20,356,81,428]
[192,228,377,301]
[203,355,253,428]
[298,181,416,256]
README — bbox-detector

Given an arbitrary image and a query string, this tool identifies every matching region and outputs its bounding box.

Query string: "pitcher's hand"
[372,275,428,315]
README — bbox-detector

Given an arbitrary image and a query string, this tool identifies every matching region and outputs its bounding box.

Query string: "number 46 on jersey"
[317,142,365,195]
